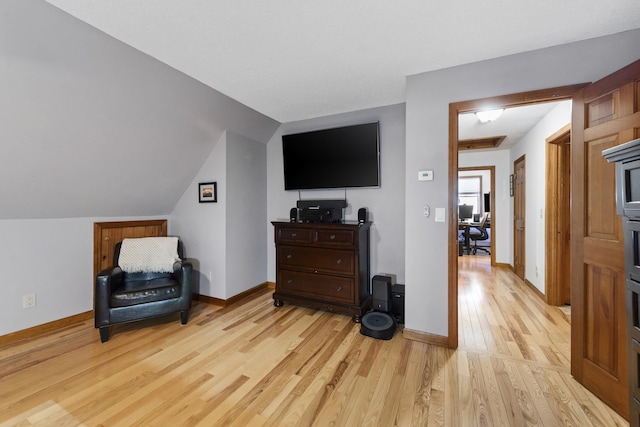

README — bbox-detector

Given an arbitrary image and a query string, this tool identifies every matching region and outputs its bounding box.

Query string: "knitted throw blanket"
[118,237,180,273]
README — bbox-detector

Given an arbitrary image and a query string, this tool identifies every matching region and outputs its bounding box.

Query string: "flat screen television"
[282,122,380,190]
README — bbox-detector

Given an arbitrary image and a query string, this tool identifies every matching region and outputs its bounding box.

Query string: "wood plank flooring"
[0,256,628,426]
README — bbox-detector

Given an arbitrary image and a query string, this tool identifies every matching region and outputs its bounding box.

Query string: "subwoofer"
[371,274,392,312]
[361,274,396,340]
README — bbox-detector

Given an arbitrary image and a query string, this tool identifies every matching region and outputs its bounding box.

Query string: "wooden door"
[546,126,572,306]
[571,59,640,419]
[93,220,167,277]
[513,155,526,280]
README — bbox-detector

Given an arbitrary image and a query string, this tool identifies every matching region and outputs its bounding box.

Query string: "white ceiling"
[44,0,640,123]
[458,101,570,150]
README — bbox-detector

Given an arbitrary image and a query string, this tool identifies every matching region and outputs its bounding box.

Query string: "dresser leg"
[352,314,362,323]
[274,299,283,307]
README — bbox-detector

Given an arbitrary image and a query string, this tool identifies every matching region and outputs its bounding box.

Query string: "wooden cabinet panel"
[315,229,354,246]
[272,221,371,322]
[93,220,167,277]
[278,270,354,304]
[277,227,313,244]
[277,245,354,275]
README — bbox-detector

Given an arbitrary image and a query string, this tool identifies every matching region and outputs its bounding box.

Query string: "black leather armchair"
[94,239,192,343]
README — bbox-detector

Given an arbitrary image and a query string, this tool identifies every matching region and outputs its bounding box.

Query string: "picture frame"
[198,182,217,203]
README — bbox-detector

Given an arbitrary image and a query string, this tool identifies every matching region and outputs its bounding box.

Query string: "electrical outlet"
[207,271,212,282]
[23,293,36,309]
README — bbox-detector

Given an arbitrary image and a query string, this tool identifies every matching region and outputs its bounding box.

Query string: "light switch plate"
[435,208,445,222]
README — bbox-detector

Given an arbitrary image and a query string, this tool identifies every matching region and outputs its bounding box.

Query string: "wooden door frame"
[545,124,571,306]
[458,166,496,266]
[513,154,526,280]
[447,84,587,348]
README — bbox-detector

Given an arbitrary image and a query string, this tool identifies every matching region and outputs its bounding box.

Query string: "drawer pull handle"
[337,286,343,292]
[291,233,297,237]
[287,254,293,259]
[287,279,293,284]
[330,234,336,240]
[336,258,342,264]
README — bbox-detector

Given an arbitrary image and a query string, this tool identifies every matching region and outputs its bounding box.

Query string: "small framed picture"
[199,182,217,203]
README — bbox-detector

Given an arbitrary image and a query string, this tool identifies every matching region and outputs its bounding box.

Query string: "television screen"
[282,122,380,190]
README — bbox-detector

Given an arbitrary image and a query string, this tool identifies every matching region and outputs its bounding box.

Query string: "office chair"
[468,213,490,255]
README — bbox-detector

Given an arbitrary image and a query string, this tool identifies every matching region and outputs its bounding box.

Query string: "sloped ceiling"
[0,1,279,219]
[43,0,640,122]
[3,1,640,220]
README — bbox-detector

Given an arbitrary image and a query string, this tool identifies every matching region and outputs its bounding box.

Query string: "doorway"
[513,155,526,280]
[446,84,584,348]
[545,125,571,306]
[458,167,495,264]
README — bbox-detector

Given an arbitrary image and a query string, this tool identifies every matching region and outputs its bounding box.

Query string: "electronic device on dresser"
[289,207,298,222]
[297,199,347,223]
[358,207,368,224]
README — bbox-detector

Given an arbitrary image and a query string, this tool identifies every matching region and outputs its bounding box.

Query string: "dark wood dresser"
[272,220,371,322]
[603,137,640,426]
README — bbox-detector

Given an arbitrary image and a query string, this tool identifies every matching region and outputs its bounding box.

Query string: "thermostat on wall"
[418,170,434,181]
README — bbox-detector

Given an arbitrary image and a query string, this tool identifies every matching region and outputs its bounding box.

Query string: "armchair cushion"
[110,276,181,308]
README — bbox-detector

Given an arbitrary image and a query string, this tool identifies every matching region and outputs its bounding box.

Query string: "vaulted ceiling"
[3,1,640,220]
[43,1,640,122]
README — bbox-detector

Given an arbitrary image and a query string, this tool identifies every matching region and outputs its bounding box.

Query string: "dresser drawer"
[315,229,354,246]
[277,227,313,244]
[278,270,354,304]
[278,246,354,275]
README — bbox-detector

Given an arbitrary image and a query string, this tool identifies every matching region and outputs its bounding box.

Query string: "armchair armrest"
[174,260,193,301]
[94,266,123,327]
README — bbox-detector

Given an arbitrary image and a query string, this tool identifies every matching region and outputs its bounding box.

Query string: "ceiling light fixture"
[475,109,504,124]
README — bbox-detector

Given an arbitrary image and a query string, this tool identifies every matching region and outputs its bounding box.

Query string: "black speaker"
[289,207,298,222]
[391,284,405,324]
[372,275,392,312]
[358,207,368,224]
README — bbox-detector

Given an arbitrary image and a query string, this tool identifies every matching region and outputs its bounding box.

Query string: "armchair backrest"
[113,240,184,264]
[113,238,185,281]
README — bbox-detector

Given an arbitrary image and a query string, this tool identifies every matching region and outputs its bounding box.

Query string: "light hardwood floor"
[0,256,627,426]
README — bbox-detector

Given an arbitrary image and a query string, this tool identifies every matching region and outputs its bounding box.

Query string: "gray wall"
[170,131,268,300]
[0,0,279,220]
[170,134,227,298]
[0,0,278,335]
[509,102,572,294]
[404,29,640,337]
[266,103,406,286]
[226,132,268,297]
